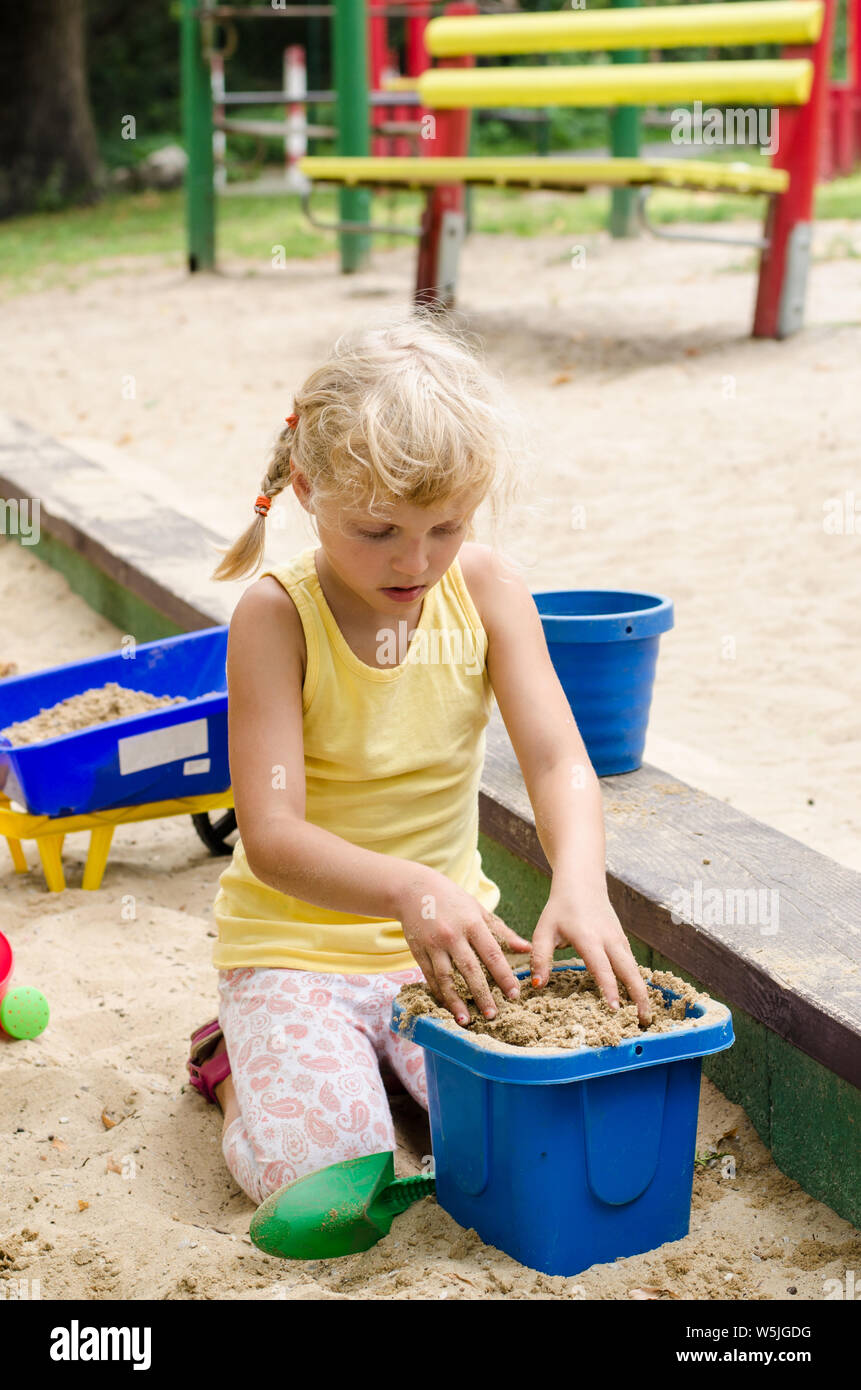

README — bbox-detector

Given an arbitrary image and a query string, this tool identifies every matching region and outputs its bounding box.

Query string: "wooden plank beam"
[3,413,858,1096]
[414,59,815,109]
[426,3,826,56]
[480,708,861,1092]
[0,415,230,634]
[300,153,788,194]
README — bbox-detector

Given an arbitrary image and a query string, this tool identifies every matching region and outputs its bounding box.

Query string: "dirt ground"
[1,214,859,1299]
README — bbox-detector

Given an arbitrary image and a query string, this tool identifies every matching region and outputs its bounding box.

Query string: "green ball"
[0,986,50,1040]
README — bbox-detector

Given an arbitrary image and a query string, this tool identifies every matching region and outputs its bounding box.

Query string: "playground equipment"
[0,628,236,892]
[0,788,235,893]
[0,929,50,1039]
[183,0,451,270]
[823,0,861,174]
[183,0,852,303]
[636,0,859,181]
[298,0,836,339]
[182,0,538,271]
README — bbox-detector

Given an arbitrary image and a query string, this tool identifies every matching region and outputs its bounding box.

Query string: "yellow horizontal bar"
[299,155,789,195]
[426,2,824,56]
[0,789,234,837]
[415,59,813,108]
[380,74,419,92]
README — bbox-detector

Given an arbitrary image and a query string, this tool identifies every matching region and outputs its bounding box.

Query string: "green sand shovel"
[249,1151,436,1259]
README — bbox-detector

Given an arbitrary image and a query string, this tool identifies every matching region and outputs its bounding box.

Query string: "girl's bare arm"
[465,545,654,1026]
[227,579,415,917]
[225,579,530,1016]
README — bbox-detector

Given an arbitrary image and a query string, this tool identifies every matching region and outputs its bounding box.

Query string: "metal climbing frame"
[180,0,508,272]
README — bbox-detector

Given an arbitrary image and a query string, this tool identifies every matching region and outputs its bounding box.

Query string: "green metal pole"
[609,0,641,239]
[181,0,215,271]
[334,0,371,272]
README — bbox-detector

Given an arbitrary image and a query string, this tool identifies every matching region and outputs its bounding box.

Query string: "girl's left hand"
[530,885,653,1027]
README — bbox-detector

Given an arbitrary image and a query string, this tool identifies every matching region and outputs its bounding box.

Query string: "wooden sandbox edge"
[2,417,858,1226]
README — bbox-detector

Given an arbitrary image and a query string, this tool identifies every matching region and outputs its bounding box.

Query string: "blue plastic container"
[0,627,229,817]
[391,965,733,1277]
[532,589,674,776]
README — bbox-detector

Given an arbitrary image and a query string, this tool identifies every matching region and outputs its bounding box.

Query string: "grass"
[0,165,859,298]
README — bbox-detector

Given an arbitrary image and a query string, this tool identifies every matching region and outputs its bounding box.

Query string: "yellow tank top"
[212,544,501,973]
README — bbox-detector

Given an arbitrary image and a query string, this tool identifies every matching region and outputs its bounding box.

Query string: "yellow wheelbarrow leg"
[3,835,29,875]
[82,824,115,891]
[37,833,66,892]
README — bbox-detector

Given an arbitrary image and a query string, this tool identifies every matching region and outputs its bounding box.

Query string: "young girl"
[187,311,652,1208]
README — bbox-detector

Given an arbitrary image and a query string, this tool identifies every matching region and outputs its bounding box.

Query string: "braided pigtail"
[211,306,531,583]
[210,416,298,582]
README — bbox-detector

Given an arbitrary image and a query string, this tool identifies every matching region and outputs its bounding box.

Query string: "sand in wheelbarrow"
[0,682,223,746]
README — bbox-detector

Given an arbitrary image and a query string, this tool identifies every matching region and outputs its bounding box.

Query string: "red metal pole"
[850,0,861,165]
[834,87,854,173]
[753,0,836,338]
[414,2,477,309]
[821,88,835,179]
[407,0,433,168]
[369,0,389,157]
[406,0,431,77]
[382,46,405,157]
[823,0,860,176]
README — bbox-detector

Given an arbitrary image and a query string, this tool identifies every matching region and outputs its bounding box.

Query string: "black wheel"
[191,809,238,856]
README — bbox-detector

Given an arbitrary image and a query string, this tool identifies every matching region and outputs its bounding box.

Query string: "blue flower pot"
[532,589,674,777]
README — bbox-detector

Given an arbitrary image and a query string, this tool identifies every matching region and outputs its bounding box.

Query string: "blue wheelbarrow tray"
[0,627,229,817]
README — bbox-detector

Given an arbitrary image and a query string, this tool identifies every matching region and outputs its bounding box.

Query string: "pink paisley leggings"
[217,965,429,1206]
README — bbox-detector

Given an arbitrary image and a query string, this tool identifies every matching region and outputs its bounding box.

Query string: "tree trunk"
[0,0,105,218]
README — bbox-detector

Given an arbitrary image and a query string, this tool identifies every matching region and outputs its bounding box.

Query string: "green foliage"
[87,1,181,160]
[86,0,323,165]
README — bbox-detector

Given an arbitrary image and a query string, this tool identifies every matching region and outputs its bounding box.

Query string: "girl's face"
[293,465,480,615]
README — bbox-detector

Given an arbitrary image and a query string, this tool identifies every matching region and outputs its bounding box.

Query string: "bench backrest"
[411,0,831,110]
[425,2,825,58]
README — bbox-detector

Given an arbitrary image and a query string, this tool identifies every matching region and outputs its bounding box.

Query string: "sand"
[1,216,859,868]
[1,543,858,1299]
[0,684,188,746]
[396,964,714,1048]
[1,216,859,1299]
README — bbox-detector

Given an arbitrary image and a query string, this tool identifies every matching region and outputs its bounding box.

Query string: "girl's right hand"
[395,868,532,1025]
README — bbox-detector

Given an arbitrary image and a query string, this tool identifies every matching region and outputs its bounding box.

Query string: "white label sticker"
[183,758,211,776]
[118,718,209,776]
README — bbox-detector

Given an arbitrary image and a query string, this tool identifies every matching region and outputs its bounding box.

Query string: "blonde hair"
[210,307,533,582]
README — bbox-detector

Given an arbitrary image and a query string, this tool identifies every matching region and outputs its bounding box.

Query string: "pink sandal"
[187,1018,231,1104]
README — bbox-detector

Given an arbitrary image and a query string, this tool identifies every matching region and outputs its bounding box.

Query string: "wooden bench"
[1,413,858,1225]
[299,0,836,338]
